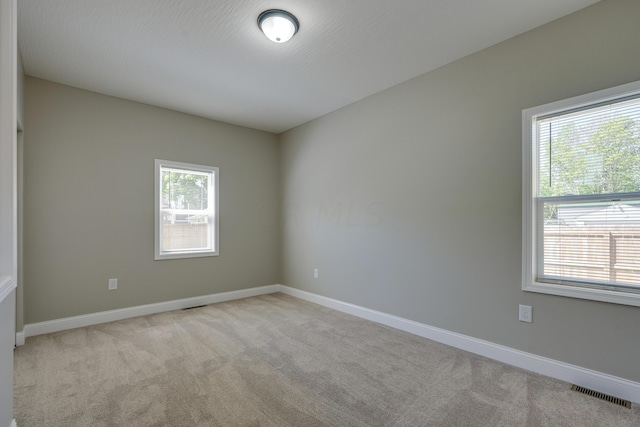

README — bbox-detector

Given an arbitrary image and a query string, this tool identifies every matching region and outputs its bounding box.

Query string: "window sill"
[154,251,219,261]
[524,280,640,307]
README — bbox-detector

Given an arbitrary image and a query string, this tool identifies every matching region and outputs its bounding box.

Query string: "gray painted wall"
[23,77,280,324]
[280,0,640,382]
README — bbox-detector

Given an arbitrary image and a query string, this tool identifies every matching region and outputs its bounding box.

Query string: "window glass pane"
[541,199,640,288]
[160,167,212,253]
[161,218,209,252]
[161,168,209,211]
[537,96,640,197]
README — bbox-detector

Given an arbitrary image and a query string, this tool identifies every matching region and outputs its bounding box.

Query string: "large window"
[523,81,640,306]
[155,159,218,260]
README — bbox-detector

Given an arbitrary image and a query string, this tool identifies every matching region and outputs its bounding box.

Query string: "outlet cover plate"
[519,304,532,323]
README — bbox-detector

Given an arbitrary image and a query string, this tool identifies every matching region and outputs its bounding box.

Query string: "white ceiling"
[18,0,600,134]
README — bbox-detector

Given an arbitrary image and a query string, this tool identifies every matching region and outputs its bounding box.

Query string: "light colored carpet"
[14,293,640,426]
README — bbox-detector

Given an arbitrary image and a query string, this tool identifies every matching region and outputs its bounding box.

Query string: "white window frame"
[522,80,640,307]
[155,159,219,260]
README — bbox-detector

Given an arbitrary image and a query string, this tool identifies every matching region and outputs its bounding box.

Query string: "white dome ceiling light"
[258,9,299,43]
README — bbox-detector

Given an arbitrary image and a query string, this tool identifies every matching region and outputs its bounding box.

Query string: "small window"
[155,159,218,260]
[522,81,640,306]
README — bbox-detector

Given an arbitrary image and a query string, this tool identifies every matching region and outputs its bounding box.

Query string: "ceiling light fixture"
[258,9,299,43]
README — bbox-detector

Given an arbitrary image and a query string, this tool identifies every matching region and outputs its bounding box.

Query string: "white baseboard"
[19,285,279,341]
[16,283,640,404]
[14,330,24,346]
[277,285,640,404]
[10,419,17,427]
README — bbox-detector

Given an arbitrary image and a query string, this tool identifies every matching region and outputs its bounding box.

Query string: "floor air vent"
[571,385,631,409]
[182,305,207,310]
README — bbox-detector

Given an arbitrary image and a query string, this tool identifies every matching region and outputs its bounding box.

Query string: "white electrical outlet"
[519,304,532,323]
[108,278,118,291]
[313,268,319,279]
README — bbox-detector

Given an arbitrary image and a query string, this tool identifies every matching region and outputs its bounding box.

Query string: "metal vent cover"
[182,305,207,311]
[571,385,632,409]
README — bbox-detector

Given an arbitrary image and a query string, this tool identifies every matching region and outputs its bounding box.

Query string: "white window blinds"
[535,95,640,290]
